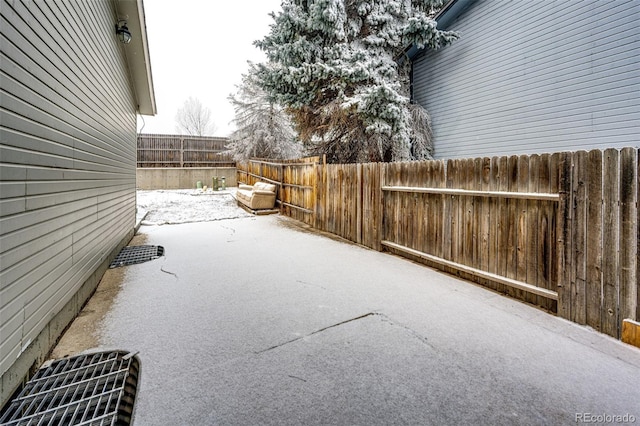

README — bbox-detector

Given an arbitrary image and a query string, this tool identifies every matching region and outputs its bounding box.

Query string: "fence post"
[356,163,363,245]
[313,162,319,229]
[180,137,184,168]
[556,152,573,321]
[280,163,284,212]
[378,163,385,252]
[314,158,323,230]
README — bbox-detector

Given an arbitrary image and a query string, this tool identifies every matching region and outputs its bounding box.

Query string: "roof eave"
[406,0,477,61]
[116,0,157,116]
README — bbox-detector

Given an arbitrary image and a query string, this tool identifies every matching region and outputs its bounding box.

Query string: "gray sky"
[137,0,283,137]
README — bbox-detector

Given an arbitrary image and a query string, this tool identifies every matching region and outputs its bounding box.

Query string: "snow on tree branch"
[255,0,458,162]
[227,63,303,161]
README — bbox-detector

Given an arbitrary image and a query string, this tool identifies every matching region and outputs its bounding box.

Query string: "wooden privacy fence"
[238,148,639,340]
[559,148,638,337]
[237,157,321,224]
[137,134,234,167]
[382,155,561,313]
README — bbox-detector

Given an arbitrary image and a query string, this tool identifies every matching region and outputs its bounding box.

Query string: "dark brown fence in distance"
[137,134,234,167]
[238,148,639,340]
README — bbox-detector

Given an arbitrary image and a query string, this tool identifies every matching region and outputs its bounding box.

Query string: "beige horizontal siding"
[0,0,138,377]
[413,0,640,158]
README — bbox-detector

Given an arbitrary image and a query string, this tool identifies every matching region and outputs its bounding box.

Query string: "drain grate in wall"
[0,350,140,426]
[109,245,164,268]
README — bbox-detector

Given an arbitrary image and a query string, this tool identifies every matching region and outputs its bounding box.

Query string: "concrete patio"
[51,215,640,425]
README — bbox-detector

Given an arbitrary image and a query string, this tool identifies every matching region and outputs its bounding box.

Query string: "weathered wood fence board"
[238,148,639,340]
[282,157,319,224]
[137,134,234,167]
[361,163,383,250]
[618,148,638,323]
[237,157,320,225]
[557,152,573,320]
[558,148,640,338]
[585,150,602,331]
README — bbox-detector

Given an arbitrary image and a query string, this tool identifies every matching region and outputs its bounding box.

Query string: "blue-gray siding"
[0,0,137,378]
[412,0,640,159]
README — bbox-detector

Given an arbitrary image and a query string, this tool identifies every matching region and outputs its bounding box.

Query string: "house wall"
[1,0,138,404]
[412,0,640,159]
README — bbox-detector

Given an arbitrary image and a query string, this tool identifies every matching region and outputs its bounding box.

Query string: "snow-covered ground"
[137,189,253,225]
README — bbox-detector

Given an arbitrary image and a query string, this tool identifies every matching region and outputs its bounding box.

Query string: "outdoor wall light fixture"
[116,20,131,44]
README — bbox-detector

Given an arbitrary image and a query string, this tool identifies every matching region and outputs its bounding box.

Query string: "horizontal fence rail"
[381,186,561,201]
[380,240,559,300]
[137,134,234,167]
[238,148,639,340]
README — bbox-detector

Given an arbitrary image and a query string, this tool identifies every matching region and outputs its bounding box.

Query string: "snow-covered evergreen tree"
[255,0,457,162]
[227,63,303,161]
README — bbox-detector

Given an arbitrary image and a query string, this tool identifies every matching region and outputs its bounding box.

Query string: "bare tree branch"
[175,97,217,136]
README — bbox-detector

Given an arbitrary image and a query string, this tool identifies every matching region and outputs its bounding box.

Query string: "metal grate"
[109,245,164,268]
[0,351,140,426]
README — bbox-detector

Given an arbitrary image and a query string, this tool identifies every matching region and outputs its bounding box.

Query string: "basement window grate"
[109,245,164,268]
[0,350,140,426]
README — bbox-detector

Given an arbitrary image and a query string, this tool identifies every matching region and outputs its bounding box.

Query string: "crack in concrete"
[375,313,433,349]
[219,224,236,234]
[157,254,179,279]
[255,312,435,355]
[296,280,328,291]
[160,264,179,279]
[255,313,376,354]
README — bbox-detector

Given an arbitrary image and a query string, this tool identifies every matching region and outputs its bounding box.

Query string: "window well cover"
[109,245,164,268]
[0,350,140,426]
